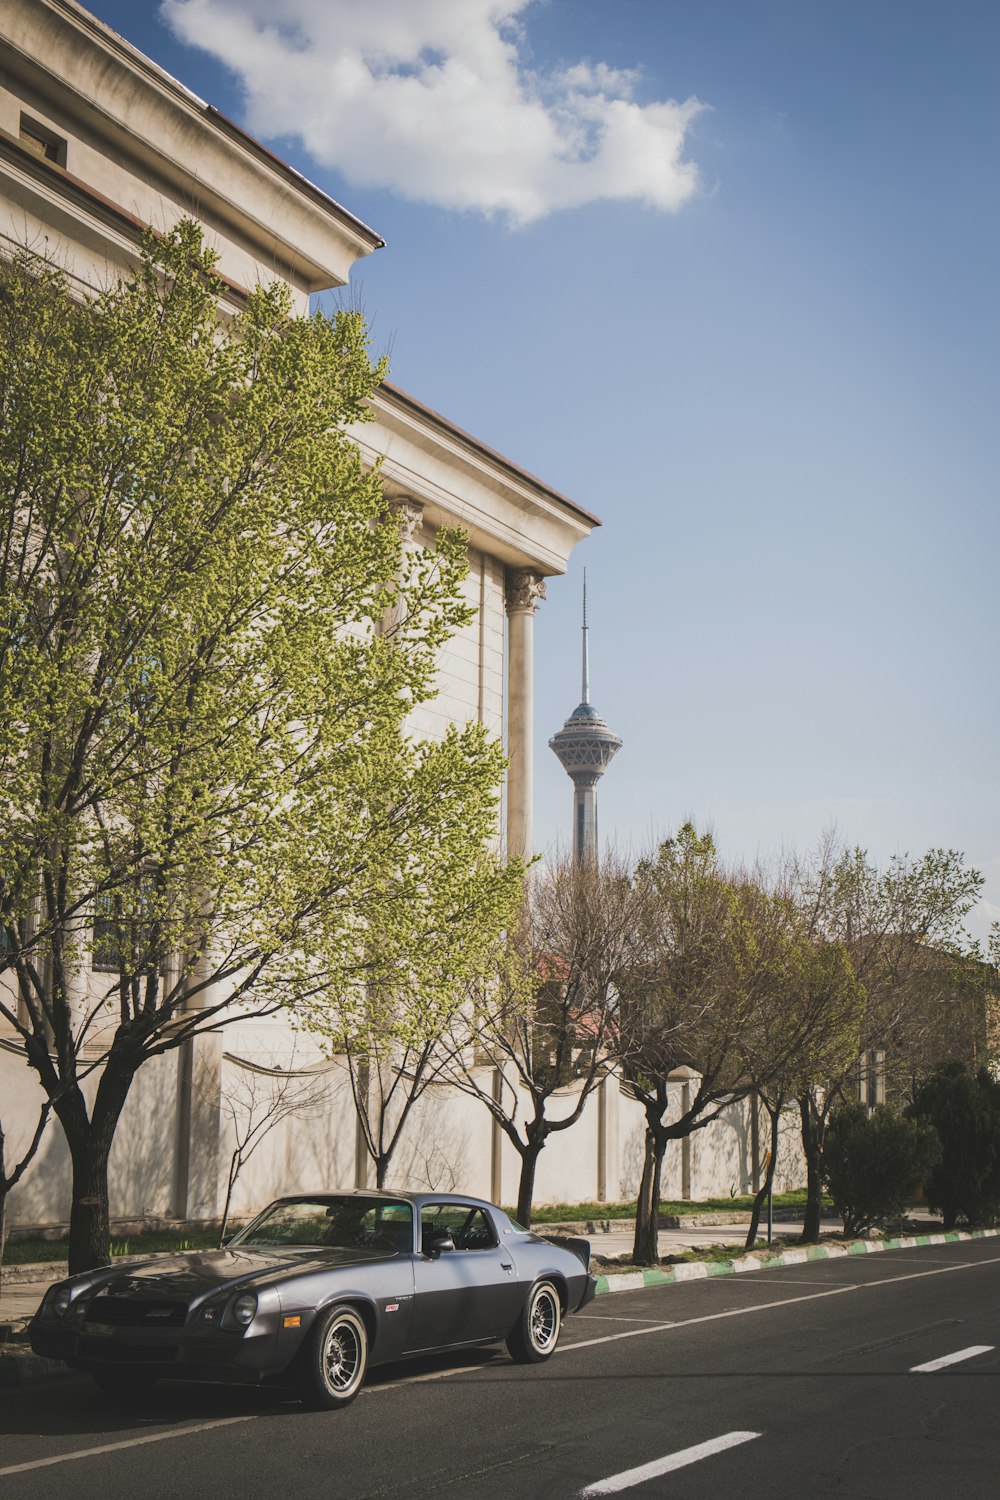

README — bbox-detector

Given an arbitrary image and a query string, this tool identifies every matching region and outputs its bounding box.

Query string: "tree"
[215,1049,336,1245]
[617,825,760,1267]
[728,878,864,1249]
[0,1101,49,1286]
[302,836,523,1194]
[907,1062,1000,1229]
[441,854,637,1227]
[822,1100,940,1237]
[0,224,516,1272]
[793,839,983,1241]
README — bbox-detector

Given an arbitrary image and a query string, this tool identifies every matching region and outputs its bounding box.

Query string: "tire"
[293,1305,368,1410]
[92,1368,158,1398]
[506,1280,562,1364]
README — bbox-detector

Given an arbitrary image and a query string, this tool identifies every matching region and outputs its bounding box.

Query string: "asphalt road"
[3,1238,999,1499]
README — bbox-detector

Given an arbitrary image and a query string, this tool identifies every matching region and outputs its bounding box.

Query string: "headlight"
[231,1293,257,1327]
[51,1287,73,1317]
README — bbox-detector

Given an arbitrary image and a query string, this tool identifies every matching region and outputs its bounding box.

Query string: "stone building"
[0,0,802,1230]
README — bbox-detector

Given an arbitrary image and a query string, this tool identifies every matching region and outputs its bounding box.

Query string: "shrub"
[906,1062,1000,1229]
[822,1100,941,1237]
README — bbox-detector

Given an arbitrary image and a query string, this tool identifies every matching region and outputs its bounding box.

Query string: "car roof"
[278,1190,506,1214]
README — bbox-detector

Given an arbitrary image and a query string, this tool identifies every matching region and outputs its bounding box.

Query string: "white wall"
[4,1040,806,1230]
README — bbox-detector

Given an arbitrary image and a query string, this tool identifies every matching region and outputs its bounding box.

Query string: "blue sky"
[87,1,999,939]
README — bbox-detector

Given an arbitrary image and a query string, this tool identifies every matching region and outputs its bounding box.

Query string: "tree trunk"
[745,1100,781,1249]
[219,1152,239,1246]
[798,1094,824,1244]
[0,1183,7,1291]
[53,1055,139,1274]
[516,1140,545,1228]
[375,1154,389,1191]
[67,1132,115,1274]
[632,1124,668,1266]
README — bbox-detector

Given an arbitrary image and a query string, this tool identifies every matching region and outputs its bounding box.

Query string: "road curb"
[0,1346,72,1389]
[594,1226,1000,1295]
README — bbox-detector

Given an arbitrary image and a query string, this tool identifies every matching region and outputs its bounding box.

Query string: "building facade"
[0,0,805,1230]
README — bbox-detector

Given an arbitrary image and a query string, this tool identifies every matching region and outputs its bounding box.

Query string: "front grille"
[86,1296,188,1328]
[79,1338,179,1363]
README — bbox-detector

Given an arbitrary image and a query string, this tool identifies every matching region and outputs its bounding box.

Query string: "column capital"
[505,568,547,617]
[391,496,424,544]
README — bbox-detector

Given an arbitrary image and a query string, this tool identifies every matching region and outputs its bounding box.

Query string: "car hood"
[93,1246,395,1301]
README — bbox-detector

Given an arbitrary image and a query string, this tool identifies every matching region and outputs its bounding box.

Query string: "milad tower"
[548,574,622,864]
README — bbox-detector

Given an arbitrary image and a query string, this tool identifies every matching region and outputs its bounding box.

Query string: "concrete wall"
[4,1037,807,1230]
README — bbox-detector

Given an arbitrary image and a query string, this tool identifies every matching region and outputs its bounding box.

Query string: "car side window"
[420,1203,497,1253]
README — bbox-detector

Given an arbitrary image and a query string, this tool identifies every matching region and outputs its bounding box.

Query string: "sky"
[85,0,999,942]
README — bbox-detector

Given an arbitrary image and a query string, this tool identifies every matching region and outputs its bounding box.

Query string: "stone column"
[490,1068,504,1204]
[172,954,223,1222]
[504,570,545,862]
[351,497,424,1193]
[596,1077,608,1202]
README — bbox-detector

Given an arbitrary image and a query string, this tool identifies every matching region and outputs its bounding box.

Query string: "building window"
[92,878,159,974]
[18,113,67,168]
[91,892,121,973]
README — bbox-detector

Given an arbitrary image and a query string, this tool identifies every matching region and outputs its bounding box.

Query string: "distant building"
[549,574,622,863]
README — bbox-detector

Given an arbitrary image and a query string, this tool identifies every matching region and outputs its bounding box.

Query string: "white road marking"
[559,1254,1000,1355]
[911,1345,994,1373]
[0,1417,254,1478]
[575,1314,685,1324]
[561,1322,679,1352]
[579,1431,762,1495]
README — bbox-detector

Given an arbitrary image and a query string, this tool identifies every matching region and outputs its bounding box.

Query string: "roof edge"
[377,381,602,530]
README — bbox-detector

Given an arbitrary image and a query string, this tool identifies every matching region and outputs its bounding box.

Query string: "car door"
[408,1203,520,1352]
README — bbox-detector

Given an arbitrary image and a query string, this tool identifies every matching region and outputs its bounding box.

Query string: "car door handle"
[501,1262,513,1273]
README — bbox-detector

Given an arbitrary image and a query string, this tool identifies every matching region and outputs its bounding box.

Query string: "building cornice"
[0,0,384,292]
[349,383,601,577]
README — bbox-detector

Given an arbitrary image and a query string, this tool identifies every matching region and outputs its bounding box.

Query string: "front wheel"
[506,1280,562,1364]
[294,1306,368,1410]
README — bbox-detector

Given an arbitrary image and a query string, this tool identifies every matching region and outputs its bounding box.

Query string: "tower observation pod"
[548,573,622,864]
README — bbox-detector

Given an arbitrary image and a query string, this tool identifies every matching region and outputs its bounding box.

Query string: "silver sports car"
[30,1190,596,1408]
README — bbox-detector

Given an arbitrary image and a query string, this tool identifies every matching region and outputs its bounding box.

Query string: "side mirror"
[423,1228,456,1258]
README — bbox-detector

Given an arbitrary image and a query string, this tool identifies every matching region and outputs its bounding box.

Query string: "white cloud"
[161,0,705,225]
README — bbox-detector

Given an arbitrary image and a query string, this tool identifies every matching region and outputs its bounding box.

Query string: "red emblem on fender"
[385,1302,399,1313]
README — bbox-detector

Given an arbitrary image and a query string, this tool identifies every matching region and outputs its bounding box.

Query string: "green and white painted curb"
[594,1227,1000,1295]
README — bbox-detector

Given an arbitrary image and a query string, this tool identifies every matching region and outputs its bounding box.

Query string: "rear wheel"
[506,1280,561,1364]
[294,1306,368,1410]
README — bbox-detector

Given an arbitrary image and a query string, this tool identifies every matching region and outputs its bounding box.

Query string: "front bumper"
[29,1317,298,1384]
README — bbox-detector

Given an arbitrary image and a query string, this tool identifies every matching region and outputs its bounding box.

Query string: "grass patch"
[514,1191,818,1225]
[3,1228,222,1267]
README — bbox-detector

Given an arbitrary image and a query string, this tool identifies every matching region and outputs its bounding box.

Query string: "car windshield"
[230,1197,413,1255]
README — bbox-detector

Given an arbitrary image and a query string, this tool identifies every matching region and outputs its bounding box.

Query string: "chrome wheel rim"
[529,1287,559,1353]
[322,1316,364,1395]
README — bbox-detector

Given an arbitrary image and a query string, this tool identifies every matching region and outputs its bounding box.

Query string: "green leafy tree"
[794,840,983,1241]
[822,1100,940,1237]
[617,826,760,1266]
[0,225,517,1272]
[907,1063,1000,1229]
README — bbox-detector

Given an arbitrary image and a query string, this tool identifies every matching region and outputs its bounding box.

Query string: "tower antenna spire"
[581,568,590,706]
[549,570,622,865]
